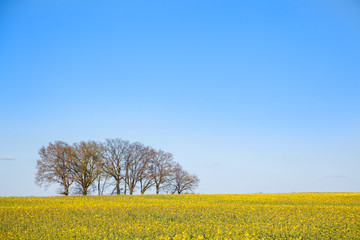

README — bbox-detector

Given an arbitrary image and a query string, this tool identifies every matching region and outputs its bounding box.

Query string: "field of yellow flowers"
[1,193,359,239]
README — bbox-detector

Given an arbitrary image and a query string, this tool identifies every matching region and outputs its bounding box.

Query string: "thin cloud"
[0,156,15,160]
[325,174,346,179]
[213,162,222,167]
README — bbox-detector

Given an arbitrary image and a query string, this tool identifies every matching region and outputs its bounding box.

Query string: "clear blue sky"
[1,0,359,196]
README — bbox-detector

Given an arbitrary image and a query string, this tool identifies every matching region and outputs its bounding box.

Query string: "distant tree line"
[35,139,199,196]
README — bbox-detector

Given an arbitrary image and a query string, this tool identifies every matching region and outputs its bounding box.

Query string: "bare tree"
[101,139,129,195]
[35,141,75,195]
[169,163,199,194]
[123,143,132,195]
[149,150,174,194]
[69,141,103,195]
[139,149,156,194]
[124,142,150,195]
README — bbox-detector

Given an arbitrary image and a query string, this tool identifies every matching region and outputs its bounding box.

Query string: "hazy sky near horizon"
[1,0,359,196]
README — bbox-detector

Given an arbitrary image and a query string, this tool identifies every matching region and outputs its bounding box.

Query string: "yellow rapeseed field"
[0,193,359,239]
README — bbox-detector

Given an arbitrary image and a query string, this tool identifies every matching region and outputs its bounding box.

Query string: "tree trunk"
[64,185,69,196]
[116,180,121,195]
[124,170,128,195]
[97,177,101,195]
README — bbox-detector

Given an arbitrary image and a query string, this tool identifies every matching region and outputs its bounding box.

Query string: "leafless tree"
[35,141,75,195]
[138,149,156,194]
[124,142,150,195]
[149,150,174,194]
[123,143,132,195]
[101,138,129,195]
[69,141,103,195]
[169,163,199,194]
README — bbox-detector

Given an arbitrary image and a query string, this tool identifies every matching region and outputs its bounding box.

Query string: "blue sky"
[0,0,359,196]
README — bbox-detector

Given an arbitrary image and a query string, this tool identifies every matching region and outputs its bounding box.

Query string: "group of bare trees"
[35,139,199,196]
